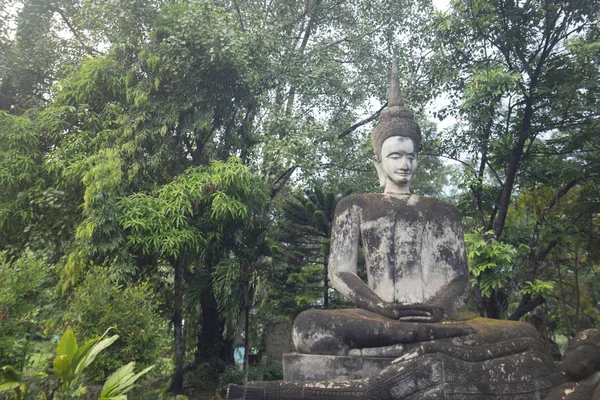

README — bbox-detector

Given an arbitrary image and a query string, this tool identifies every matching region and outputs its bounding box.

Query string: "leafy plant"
[0,365,47,400]
[62,268,168,383]
[0,250,50,370]
[465,228,517,298]
[0,328,153,400]
[521,280,554,297]
[53,328,119,398]
[99,362,154,400]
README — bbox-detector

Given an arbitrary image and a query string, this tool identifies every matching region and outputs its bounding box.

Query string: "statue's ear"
[374,161,386,188]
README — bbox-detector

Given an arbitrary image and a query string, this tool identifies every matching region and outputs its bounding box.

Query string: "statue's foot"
[348,343,405,358]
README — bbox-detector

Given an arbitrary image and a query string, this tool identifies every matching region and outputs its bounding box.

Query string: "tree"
[432,0,600,319]
[278,186,346,309]
[120,158,268,393]
[0,250,51,370]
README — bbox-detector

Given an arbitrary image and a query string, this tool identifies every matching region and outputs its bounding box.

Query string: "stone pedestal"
[282,353,393,381]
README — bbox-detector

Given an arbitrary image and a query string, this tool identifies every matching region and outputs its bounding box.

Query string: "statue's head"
[372,58,421,193]
[561,329,600,381]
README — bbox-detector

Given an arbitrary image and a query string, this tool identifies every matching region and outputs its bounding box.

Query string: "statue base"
[282,353,393,381]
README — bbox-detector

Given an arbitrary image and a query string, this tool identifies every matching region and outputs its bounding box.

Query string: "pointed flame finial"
[389,53,404,107]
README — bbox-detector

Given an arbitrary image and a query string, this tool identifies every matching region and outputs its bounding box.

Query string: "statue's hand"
[380,303,402,319]
[381,303,444,322]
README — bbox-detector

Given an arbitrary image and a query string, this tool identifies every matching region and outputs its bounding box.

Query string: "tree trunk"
[0,80,16,112]
[243,304,250,384]
[509,294,546,321]
[574,243,581,333]
[196,290,234,364]
[323,255,329,308]
[493,96,534,239]
[170,255,185,394]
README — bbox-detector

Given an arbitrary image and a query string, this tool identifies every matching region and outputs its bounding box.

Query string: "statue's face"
[561,343,600,380]
[377,136,418,192]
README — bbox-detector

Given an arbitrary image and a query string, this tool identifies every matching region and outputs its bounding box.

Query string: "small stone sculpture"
[226,59,600,399]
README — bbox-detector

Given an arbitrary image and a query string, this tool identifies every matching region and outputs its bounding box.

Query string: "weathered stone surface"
[292,308,475,356]
[329,193,469,312]
[282,353,394,381]
[230,345,571,399]
[290,74,475,357]
[230,330,600,399]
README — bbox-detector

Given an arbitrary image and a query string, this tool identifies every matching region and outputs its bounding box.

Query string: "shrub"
[0,250,50,370]
[62,268,169,383]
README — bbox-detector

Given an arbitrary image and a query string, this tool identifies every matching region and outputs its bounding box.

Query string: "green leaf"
[0,382,21,392]
[71,337,99,372]
[0,365,22,382]
[75,334,119,376]
[100,362,154,399]
[53,354,72,381]
[56,329,78,359]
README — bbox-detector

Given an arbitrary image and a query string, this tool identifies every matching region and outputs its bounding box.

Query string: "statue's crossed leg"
[292,308,475,357]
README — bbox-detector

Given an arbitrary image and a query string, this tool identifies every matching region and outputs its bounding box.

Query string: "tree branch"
[338,103,387,139]
[53,7,104,56]
[271,166,298,198]
[508,295,546,321]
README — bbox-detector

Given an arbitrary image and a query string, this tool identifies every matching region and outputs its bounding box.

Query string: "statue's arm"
[425,274,469,319]
[424,202,470,319]
[327,199,400,319]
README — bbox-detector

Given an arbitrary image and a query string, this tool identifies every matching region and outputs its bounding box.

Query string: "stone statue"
[226,59,600,399]
[290,57,533,361]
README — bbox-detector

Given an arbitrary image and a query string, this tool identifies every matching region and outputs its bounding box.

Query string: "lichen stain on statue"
[226,58,600,400]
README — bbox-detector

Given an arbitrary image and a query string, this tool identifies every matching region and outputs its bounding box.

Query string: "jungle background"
[1,0,599,398]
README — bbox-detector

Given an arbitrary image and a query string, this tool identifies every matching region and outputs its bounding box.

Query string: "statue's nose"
[399,157,410,170]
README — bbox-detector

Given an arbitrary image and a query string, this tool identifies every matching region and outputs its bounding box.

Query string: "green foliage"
[0,328,153,400]
[272,186,346,312]
[53,328,119,398]
[285,265,326,307]
[2,0,598,392]
[120,157,267,259]
[62,269,168,383]
[433,0,600,320]
[521,280,554,297]
[99,362,155,400]
[465,228,517,298]
[0,365,47,400]
[0,250,50,370]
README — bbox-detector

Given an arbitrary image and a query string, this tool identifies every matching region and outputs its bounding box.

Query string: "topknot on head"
[371,56,421,162]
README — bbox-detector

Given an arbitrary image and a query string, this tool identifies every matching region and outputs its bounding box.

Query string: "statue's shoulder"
[334,193,386,212]
[334,194,463,222]
[334,193,368,214]
[411,195,463,225]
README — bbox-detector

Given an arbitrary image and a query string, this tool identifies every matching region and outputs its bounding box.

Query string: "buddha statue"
[226,59,600,399]
[291,58,536,359]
